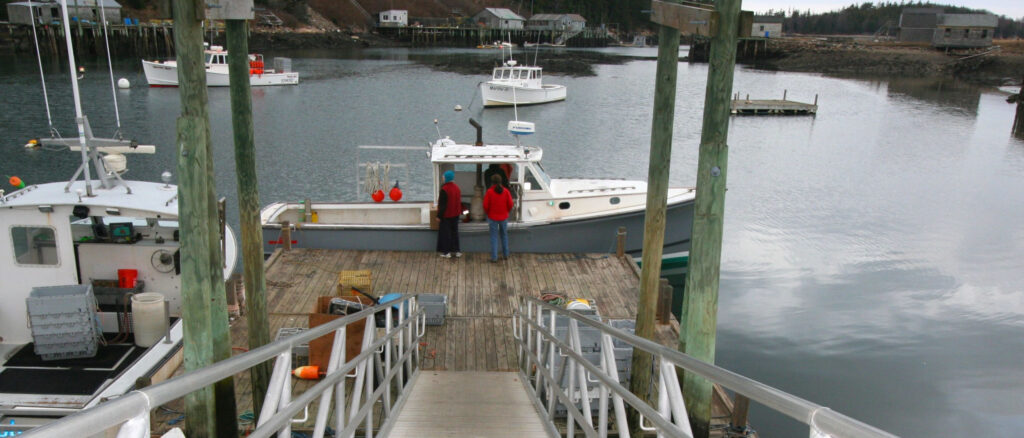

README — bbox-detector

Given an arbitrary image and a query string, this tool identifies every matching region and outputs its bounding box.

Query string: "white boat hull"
[480,82,567,107]
[142,60,299,87]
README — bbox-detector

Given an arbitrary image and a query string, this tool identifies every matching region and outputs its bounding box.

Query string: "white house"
[751,16,783,38]
[379,9,408,27]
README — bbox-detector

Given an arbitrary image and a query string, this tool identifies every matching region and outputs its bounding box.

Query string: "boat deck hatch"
[0,343,143,395]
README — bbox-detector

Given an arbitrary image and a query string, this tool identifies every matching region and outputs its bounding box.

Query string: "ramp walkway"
[387,371,549,438]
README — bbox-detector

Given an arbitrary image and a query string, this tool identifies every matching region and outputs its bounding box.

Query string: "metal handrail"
[23,295,426,438]
[514,297,898,438]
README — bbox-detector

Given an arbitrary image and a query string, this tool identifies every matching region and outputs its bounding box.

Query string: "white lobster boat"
[260,119,694,266]
[142,45,299,87]
[479,59,567,107]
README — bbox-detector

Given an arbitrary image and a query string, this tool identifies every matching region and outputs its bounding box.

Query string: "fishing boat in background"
[260,119,693,267]
[142,44,299,87]
[479,45,566,107]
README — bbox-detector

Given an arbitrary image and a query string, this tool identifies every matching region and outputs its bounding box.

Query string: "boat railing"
[513,296,898,438]
[21,295,427,438]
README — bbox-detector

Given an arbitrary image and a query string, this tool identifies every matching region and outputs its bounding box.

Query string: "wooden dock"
[153,249,744,435]
[731,91,818,115]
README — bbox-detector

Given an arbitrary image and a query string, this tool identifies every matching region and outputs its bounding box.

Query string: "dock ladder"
[23,295,896,438]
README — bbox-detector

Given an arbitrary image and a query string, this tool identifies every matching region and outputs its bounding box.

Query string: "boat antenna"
[533,34,540,66]
[98,0,123,138]
[58,0,93,196]
[26,0,57,136]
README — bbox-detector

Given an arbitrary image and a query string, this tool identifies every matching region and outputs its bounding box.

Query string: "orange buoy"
[9,176,25,189]
[371,189,385,202]
[293,365,324,380]
[389,180,402,201]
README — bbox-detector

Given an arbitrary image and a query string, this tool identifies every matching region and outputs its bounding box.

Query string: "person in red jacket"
[436,170,462,258]
[483,174,514,262]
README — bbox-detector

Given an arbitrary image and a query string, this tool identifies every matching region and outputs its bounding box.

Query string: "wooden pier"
[731,90,818,115]
[152,248,745,435]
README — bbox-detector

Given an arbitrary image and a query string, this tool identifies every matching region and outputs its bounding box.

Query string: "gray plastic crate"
[419,294,447,326]
[27,284,99,360]
[275,327,309,367]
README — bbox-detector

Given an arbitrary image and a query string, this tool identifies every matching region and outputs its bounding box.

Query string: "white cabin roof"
[0,180,179,219]
[430,138,542,164]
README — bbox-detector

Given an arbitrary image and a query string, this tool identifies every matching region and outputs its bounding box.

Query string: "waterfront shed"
[751,16,783,38]
[898,8,997,48]
[65,0,121,24]
[378,9,407,27]
[6,0,61,25]
[472,7,524,30]
[526,13,586,32]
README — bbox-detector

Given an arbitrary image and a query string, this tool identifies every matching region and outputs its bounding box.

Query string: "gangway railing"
[513,296,898,438]
[22,295,427,438]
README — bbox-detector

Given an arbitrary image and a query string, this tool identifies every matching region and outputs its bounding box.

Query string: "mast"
[58,0,92,196]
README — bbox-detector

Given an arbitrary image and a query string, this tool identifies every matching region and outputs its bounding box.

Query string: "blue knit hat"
[443,170,454,183]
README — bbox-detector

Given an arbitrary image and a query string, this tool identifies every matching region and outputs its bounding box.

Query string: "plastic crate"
[27,284,99,360]
[275,327,309,367]
[419,294,447,326]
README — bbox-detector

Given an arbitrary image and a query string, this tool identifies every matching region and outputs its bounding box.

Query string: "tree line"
[759,2,1024,38]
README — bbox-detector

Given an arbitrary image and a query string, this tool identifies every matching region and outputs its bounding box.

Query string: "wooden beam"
[679,0,742,436]
[226,18,272,419]
[628,7,682,435]
[172,0,235,434]
[650,0,717,37]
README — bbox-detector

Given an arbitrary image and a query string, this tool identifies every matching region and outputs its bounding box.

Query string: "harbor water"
[1,47,1022,437]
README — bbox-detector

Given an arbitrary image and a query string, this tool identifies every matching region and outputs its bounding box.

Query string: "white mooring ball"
[117,78,130,89]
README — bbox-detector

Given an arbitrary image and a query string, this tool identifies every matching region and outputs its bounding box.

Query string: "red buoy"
[389,180,402,201]
[371,189,385,202]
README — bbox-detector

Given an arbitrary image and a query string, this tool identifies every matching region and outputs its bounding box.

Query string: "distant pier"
[375,26,612,48]
[731,90,819,115]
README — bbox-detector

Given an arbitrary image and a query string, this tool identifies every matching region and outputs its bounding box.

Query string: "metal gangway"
[23,295,897,438]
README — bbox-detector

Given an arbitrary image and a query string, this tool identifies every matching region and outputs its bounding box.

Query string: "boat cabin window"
[524,167,548,191]
[11,226,58,265]
[205,53,214,64]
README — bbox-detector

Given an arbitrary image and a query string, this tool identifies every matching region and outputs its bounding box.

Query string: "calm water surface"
[1,47,1022,437]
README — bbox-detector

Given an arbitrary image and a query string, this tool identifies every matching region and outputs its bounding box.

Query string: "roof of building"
[380,9,406,13]
[753,15,784,23]
[901,7,944,15]
[480,7,525,21]
[9,0,122,7]
[529,13,586,22]
[938,13,998,28]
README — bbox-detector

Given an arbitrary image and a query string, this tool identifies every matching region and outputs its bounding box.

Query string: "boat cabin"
[490,63,544,88]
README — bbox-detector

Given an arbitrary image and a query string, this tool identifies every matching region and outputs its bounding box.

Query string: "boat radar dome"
[508,120,535,136]
[506,59,517,66]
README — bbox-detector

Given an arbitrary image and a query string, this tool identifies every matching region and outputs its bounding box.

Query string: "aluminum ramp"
[386,371,552,438]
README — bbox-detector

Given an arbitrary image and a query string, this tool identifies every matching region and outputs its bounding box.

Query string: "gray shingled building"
[472,7,525,29]
[899,8,998,48]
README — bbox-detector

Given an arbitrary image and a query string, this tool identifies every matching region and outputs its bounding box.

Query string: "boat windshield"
[205,53,213,64]
[527,163,552,189]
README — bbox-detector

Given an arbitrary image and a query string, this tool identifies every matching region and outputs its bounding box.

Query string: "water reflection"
[886,76,983,115]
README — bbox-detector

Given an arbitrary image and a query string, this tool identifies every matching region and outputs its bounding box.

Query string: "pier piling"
[226,18,272,419]
[1014,78,1024,139]
[171,0,236,434]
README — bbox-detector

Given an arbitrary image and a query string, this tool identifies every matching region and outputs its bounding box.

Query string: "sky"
[740,1,1024,18]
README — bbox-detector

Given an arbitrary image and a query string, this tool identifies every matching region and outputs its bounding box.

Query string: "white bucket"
[132,292,168,347]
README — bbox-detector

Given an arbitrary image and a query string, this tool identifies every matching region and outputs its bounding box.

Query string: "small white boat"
[479,57,566,107]
[142,45,299,87]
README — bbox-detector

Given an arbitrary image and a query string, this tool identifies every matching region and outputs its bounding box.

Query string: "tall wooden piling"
[1013,78,1023,139]
[680,0,743,436]
[628,9,681,435]
[226,18,272,417]
[172,0,236,435]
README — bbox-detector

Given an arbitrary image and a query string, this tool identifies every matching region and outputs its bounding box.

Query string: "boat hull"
[262,199,693,258]
[142,60,299,87]
[480,82,567,107]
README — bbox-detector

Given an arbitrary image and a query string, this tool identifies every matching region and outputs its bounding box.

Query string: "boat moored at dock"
[142,44,299,87]
[480,56,566,107]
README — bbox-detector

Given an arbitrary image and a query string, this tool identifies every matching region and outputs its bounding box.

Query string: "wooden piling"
[616,226,627,257]
[172,0,236,435]
[628,9,681,435]
[680,0,743,436]
[1014,78,1023,139]
[226,18,272,419]
[281,220,292,251]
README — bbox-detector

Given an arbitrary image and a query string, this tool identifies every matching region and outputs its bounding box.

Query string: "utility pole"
[627,3,681,435]
[226,17,272,416]
[679,0,742,436]
[172,0,237,436]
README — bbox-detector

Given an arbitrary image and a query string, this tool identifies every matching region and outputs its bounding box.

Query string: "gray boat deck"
[388,371,548,438]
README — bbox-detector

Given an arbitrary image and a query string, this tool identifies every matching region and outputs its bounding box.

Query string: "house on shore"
[379,9,407,27]
[472,7,525,30]
[7,0,121,25]
[751,16,783,38]
[898,8,997,48]
[525,13,586,32]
